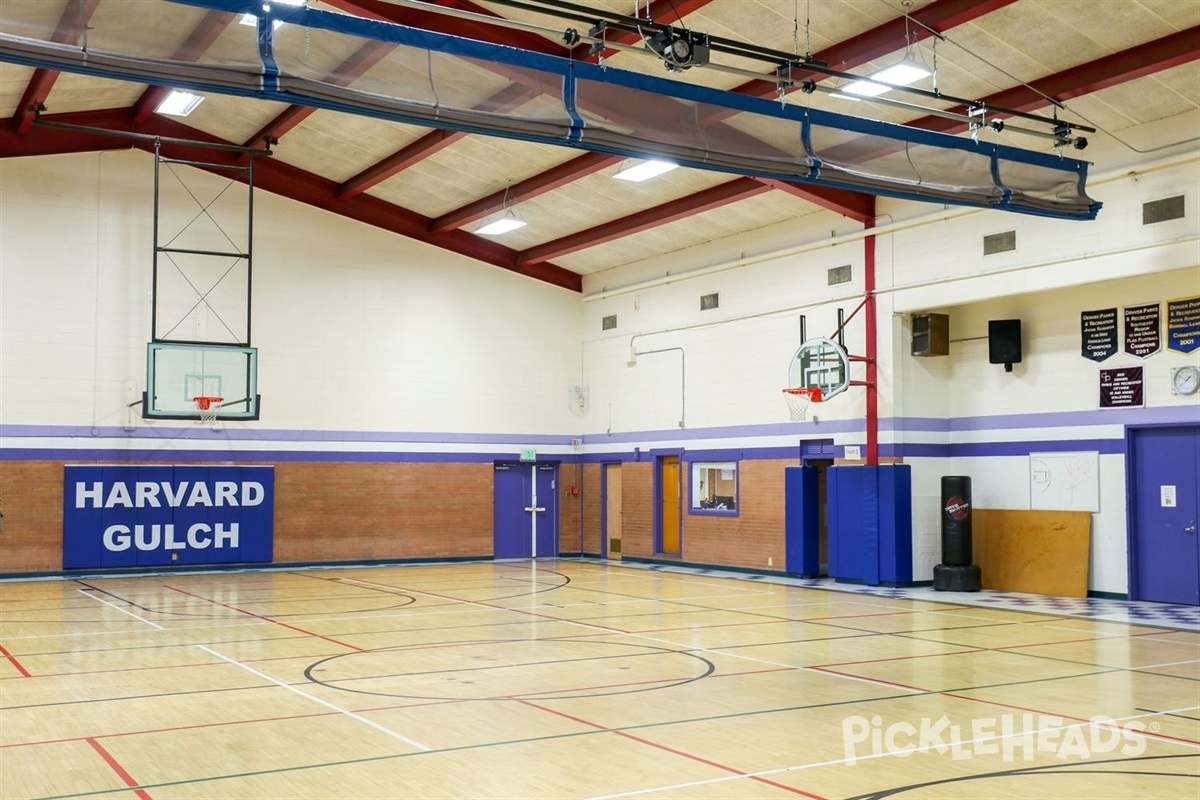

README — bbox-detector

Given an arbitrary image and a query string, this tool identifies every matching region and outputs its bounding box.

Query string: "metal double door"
[493,462,558,559]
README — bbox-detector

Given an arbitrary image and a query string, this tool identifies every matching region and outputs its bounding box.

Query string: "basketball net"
[782,387,822,421]
[194,396,223,427]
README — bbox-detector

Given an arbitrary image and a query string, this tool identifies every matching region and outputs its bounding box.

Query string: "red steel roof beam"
[731,0,1019,100]
[11,0,102,135]
[516,178,772,265]
[908,26,1200,134]
[430,151,620,233]
[337,82,536,200]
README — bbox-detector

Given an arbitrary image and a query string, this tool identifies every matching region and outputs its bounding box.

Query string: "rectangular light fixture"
[476,215,527,235]
[239,0,305,28]
[842,59,931,98]
[613,159,679,182]
[155,90,204,117]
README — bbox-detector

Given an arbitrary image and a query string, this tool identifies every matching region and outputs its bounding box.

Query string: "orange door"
[660,456,680,554]
[606,464,623,560]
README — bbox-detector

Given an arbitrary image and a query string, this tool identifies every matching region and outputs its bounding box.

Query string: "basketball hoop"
[782,387,822,421]
[193,396,224,425]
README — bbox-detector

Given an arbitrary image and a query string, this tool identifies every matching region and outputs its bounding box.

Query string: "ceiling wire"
[872,0,1197,154]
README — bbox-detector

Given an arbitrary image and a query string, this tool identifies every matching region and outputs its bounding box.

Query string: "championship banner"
[1167,294,1200,354]
[1123,302,1160,358]
[1081,308,1118,362]
[1100,367,1144,409]
[63,466,274,569]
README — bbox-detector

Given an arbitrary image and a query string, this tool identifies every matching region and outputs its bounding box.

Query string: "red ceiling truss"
[0,1,1196,292]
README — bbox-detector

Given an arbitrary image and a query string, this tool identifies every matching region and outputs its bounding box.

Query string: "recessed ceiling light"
[843,59,931,98]
[476,214,527,235]
[613,159,679,182]
[239,0,305,28]
[155,90,204,117]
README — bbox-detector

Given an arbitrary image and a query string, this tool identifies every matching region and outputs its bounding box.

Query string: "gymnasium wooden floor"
[1,561,1197,799]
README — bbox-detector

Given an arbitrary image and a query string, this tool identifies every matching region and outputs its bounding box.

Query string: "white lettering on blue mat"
[75,481,265,508]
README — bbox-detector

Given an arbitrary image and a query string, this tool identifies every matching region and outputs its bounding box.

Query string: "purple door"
[493,462,558,559]
[1130,426,1200,605]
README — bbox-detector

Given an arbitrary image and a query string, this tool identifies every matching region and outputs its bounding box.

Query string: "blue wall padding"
[827,465,913,585]
[784,466,820,576]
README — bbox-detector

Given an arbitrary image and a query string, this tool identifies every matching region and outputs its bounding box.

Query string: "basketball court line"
[195,644,431,751]
[77,589,165,630]
[85,737,152,800]
[582,705,1200,800]
[518,699,827,800]
[0,642,32,677]
[338,576,926,695]
[165,585,363,651]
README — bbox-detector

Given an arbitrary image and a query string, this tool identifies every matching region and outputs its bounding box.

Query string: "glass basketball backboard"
[145,342,259,420]
[788,337,850,400]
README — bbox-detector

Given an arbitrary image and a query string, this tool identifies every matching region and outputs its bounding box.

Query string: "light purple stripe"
[0,424,571,445]
[951,406,1199,431]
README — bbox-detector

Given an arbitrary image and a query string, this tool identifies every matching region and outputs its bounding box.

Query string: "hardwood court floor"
[0,561,1197,799]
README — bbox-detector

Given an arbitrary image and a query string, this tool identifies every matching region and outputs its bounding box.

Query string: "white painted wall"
[580,154,1199,594]
[0,150,583,435]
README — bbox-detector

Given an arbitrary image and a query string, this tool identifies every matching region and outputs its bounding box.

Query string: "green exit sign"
[519,448,537,462]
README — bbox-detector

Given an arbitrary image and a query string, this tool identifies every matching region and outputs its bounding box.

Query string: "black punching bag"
[933,476,982,591]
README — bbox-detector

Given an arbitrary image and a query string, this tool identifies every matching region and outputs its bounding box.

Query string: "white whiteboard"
[1029,451,1100,512]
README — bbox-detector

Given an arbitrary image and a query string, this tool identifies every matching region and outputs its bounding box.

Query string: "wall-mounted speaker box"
[989,319,1023,369]
[912,313,950,357]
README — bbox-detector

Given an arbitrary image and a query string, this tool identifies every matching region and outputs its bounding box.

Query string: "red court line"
[520,700,826,799]
[0,647,349,681]
[807,665,925,692]
[164,585,362,651]
[0,643,32,678]
[812,648,986,669]
[86,737,152,800]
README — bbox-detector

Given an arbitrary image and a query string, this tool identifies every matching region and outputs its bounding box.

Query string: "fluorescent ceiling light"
[476,214,527,235]
[239,0,305,28]
[613,159,679,182]
[843,59,931,98]
[155,90,204,117]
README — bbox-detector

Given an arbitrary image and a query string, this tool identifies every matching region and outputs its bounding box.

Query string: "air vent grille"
[827,264,852,285]
[700,292,719,311]
[1143,195,1185,225]
[601,314,617,330]
[983,230,1016,255]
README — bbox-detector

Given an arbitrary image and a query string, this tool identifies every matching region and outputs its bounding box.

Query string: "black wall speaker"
[988,319,1022,370]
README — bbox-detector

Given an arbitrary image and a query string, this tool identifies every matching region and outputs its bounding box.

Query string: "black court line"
[1138,707,1200,722]
[844,753,1200,799]
[302,639,716,700]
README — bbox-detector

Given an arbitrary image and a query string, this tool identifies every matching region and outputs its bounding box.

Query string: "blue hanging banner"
[62,465,274,569]
[1166,294,1200,354]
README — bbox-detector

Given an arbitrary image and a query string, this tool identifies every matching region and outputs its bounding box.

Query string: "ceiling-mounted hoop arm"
[32,117,273,156]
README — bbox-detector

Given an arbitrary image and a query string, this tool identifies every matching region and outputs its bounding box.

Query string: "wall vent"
[700,292,720,311]
[983,230,1016,255]
[827,264,852,285]
[601,314,617,330]
[1143,195,1185,225]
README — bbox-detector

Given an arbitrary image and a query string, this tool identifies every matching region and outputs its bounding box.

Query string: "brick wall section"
[273,462,494,563]
[557,462,583,553]
[580,463,601,555]
[0,461,65,571]
[682,459,788,570]
[0,460,590,573]
[619,462,654,558]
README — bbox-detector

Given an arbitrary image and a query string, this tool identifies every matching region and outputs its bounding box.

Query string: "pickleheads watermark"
[842,713,1154,765]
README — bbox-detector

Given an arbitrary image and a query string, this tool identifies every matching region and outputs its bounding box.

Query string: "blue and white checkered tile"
[603,560,1200,631]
